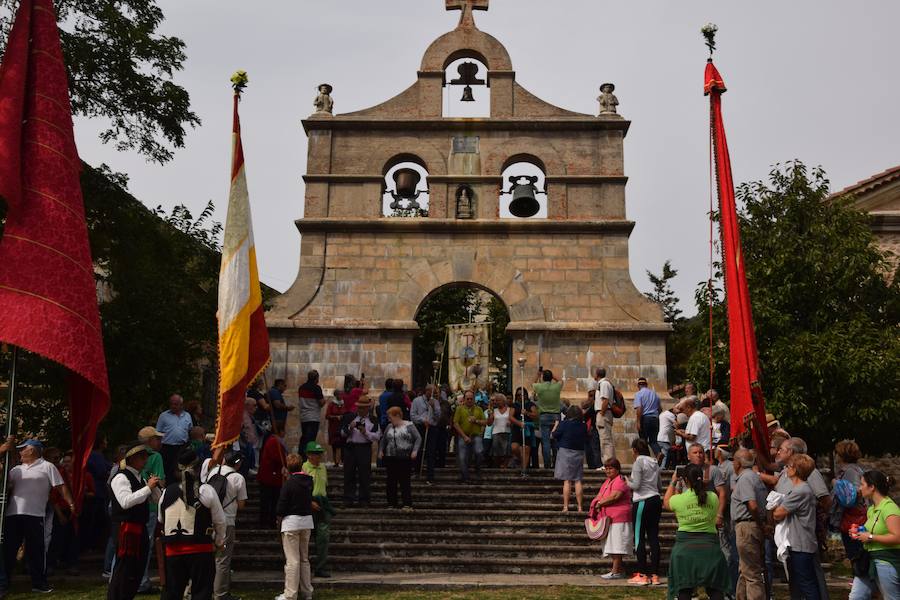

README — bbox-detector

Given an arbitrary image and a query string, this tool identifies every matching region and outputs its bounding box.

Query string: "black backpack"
[206,466,239,508]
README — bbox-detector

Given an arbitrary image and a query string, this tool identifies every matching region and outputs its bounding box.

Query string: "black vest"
[160,484,213,546]
[110,468,150,525]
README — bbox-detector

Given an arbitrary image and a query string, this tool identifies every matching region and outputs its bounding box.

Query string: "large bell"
[508,176,540,218]
[460,85,475,102]
[393,168,421,199]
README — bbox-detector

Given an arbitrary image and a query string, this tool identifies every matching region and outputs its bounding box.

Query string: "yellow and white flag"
[214,72,270,448]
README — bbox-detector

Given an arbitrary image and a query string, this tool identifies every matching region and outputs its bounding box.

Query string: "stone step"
[236,517,680,534]
[237,529,675,555]
[230,553,669,575]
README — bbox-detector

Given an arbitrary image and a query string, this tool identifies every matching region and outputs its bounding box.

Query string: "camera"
[674,465,686,479]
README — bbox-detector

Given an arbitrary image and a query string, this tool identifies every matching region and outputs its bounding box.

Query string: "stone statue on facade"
[456,185,474,219]
[597,83,619,115]
[313,83,334,114]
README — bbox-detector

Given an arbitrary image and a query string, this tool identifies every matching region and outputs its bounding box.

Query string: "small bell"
[460,85,475,102]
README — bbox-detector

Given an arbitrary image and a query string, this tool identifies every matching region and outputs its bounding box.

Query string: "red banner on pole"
[0,0,110,509]
[704,60,769,452]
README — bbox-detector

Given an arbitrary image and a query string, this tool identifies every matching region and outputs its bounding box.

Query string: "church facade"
[266,0,670,458]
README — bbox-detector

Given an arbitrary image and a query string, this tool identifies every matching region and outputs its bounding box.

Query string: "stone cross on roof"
[446,0,488,28]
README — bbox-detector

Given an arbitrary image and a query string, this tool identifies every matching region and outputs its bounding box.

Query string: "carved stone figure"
[597,83,619,115]
[314,83,334,114]
[456,185,474,219]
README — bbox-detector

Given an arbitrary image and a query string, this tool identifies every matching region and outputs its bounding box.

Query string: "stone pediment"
[337,11,591,120]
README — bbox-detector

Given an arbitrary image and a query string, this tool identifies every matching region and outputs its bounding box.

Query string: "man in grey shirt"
[298,370,325,458]
[410,385,441,484]
[731,449,768,600]
[773,455,821,600]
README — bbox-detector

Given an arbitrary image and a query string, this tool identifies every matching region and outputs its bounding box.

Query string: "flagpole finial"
[701,23,718,58]
[230,70,249,96]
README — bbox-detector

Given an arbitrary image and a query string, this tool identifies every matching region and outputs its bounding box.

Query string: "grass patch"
[9,583,669,600]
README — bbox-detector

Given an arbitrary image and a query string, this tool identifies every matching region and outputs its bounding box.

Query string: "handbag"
[584,507,612,541]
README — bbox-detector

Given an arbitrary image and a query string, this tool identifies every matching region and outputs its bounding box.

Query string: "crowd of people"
[0,367,897,600]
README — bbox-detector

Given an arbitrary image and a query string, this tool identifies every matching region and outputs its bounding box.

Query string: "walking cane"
[419,424,429,478]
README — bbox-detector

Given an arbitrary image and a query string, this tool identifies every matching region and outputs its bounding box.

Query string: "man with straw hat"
[107,440,160,600]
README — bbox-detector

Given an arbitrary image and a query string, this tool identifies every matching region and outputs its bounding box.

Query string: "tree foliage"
[682,161,900,453]
[0,0,199,163]
[646,260,683,323]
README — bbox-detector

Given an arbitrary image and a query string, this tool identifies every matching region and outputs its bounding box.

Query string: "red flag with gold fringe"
[705,59,769,453]
[0,0,109,509]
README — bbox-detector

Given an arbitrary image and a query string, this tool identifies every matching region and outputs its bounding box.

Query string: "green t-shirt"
[453,404,486,437]
[302,460,328,498]
[532,381,562,414]
[141,449,165,509]
[865,496,900,552]
[669,490,719,533]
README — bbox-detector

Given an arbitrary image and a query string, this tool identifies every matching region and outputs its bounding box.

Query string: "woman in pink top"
[589,458,634,579]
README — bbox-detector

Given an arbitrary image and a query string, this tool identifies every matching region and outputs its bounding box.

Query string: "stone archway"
[380,251,545,324]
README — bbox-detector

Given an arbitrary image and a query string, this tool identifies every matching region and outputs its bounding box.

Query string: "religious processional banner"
[0,0,109,509]
[446,322,491,392]
[705,59,769,452]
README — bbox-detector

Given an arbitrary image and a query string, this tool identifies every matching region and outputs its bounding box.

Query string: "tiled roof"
[831,164,900,199]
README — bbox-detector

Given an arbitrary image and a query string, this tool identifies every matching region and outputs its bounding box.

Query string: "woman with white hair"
[711,404,730,446]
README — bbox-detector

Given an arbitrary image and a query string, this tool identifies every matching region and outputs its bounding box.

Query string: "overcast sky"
[73,0,900,316]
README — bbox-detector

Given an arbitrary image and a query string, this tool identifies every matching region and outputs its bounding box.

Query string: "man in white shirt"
[593,367,616,464]
[656,404,680,468]
[203,451,248,600]
[675,396,711,453]
[108,442,161,600]
[2,439,71,594]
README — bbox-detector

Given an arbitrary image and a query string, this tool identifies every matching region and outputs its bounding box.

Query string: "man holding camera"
[340,396,380,507]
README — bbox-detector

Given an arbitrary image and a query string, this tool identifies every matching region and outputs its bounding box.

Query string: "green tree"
[645,260,683,323]
[0,0,198,163]
[683,161,900,453]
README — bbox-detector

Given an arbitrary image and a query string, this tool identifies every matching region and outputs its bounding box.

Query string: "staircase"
[232,465,680,576]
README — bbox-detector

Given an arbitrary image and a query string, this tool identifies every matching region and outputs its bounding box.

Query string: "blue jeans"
[539,413,559,469]
[850,559,900,600]
[787,550,821,600]
[658,441,673,469]
[456,435,483,481]
[640,414,661,455]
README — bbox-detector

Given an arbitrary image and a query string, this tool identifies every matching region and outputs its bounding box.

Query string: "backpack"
[207,466,239,508]
[833,478,858,509]
[609,383,626,418]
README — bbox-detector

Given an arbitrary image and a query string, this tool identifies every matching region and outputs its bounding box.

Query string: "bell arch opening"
[500,159,548,219]
[382,155,430,217]
[443,56,490,118]
[411,283,511,393]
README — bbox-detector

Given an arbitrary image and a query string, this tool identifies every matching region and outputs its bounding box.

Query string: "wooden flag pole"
[0,345,19,545]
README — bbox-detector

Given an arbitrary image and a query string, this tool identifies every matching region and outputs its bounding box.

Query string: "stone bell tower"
[268,0,670,458]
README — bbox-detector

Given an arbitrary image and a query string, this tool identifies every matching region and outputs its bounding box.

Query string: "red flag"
[704,60,769,453]
[0,0,109,509]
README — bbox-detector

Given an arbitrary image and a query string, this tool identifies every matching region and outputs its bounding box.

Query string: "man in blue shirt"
[155,394,193,483]
[268,378,293,429]
[633,377,661,454]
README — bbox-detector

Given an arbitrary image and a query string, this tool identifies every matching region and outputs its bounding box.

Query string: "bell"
[393,168,421,199]
[460,85,475,102]
[508,180,540,218]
